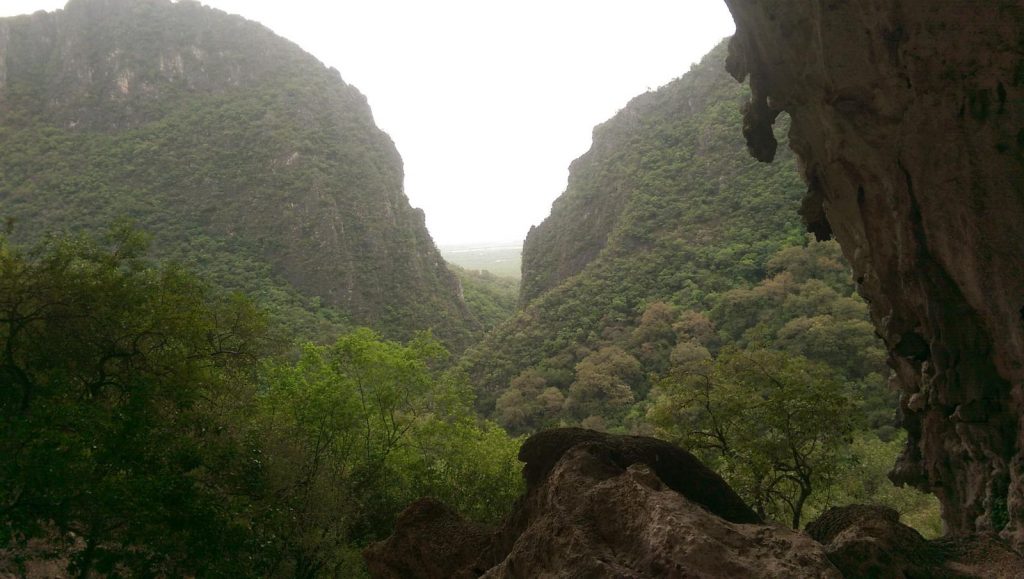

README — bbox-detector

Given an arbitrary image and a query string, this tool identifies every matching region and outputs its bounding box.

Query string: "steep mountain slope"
[0,0,475,346]
[519,42,799,305]
[463,41,808,411]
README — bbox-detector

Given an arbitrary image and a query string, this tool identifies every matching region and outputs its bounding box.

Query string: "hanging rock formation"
[723,0,1024,547]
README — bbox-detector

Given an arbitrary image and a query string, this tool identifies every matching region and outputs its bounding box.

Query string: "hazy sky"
[1,1,736,245]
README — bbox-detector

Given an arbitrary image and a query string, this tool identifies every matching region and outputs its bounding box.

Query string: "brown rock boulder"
[935,533,1024,579]
[362,498,496,579]
[484,443,839,578]
[517,427,761,524]
[807,504,1024,578]
[365,428,840,578]
[807,505,945,577]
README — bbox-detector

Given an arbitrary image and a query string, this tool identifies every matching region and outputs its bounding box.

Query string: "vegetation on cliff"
[464,46,885,446]
[462,41,808,415]
[461,40,940,532]
[0,0,476,348]
[448,265,519,334]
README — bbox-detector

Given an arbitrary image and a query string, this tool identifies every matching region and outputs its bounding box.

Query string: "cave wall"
[722,0,1024,544]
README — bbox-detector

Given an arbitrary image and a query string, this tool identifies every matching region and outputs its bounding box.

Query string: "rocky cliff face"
[723,0,1024,546]
[517,106,643,305]
[0,0,475,346]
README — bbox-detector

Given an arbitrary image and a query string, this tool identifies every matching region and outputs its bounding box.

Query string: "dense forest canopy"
[0,227,522,577]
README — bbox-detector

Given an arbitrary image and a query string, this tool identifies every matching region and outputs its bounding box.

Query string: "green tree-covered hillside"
[462,41,808,412]
[449,264,519,333]
[0,0,476,347]
[459,39,938,533]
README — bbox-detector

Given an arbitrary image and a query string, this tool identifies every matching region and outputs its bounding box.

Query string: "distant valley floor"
[441,242,522,279]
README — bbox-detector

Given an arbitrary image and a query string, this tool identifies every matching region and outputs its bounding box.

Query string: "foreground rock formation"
[807,504,1024,578]
[724,0,1024,546]
[365,429,841,578]
[367,429,1024,577]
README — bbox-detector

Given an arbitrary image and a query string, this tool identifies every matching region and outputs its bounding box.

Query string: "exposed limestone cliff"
[723,0,1024,546]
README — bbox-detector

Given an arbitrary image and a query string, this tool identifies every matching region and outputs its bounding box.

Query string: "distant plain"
[441,242,522,279]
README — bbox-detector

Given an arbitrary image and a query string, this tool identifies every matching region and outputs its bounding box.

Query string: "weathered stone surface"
[808,505,945,577]
[723,0,1024,547]
[484,444,839,578]
[362,498,495,579]
[517,427,761,524]
[365,429,840,578]
[807,504,1024,578]
[934,533,1024,579]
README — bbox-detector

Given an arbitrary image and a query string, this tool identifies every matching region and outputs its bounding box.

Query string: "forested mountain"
[0,0,476,347]
[459,39,938,532]
[448,264,519,334]
[518,41,800,305]
[462,41,809,412]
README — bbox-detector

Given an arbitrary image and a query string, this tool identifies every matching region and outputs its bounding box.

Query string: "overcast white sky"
[1,1,735,245]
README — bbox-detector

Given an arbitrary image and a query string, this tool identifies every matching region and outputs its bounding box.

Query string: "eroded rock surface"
[724,0,1024,546]
[807,504,1024,578]
[516,427,761,525]
[365,429,840,578]
[362,498,495,579]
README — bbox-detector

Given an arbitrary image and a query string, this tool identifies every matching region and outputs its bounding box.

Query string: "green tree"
[672,309,718,348]
[630,301,678,374]
[252,329,522,577]
[565,346,643,422]
[764,239,851,290]
[0,226,268,577]
[0,228,524,578]
[648,348,858,528]
[828,433,943,538]
[493,368,555,434]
